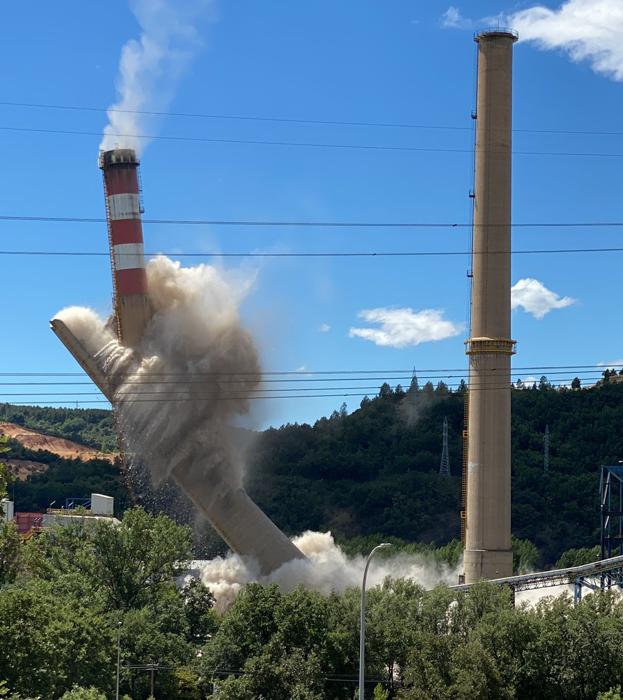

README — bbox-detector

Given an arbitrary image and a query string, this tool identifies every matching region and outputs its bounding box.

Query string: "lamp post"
[115,619,122,700]
[359,543,392,700]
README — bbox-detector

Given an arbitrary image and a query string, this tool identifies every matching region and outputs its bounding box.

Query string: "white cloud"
[318,323,331,333]
[441,6,471,28]
[349,308,463,349]
[511,278,575,319]
[509,0,623,81]
[598,358,623,367]
[515,375,538,387]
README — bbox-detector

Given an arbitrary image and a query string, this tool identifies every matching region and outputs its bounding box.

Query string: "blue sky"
[1,0,622,427]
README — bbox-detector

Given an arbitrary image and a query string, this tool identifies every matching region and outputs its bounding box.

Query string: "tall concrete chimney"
[464,30,518,583]
[99,148,152,348]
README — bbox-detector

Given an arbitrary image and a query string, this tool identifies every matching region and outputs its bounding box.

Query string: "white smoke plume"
[56,256,260,500]
[509,0,623,81]
[100,0,214,154]
[197,531,461,612]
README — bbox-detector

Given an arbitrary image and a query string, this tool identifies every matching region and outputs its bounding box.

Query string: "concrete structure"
[464,30,518,583]
[91,493,114,516]
[52,148,305,575]
[99,149,151,348]
[1,498,14,522]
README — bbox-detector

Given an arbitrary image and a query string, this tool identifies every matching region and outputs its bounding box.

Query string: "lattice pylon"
[440,416,451,477]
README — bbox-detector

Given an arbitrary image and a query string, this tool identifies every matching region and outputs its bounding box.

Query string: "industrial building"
[2,493,119,539]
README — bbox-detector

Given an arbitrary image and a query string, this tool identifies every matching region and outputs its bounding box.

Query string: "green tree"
[0,580,114,698]
[182,579,218,644]
[27,507,192,610]
[0,521,21,586]
[59,687,106,700]
[373,684,390,700]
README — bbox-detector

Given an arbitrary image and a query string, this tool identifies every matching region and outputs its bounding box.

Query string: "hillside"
[4,378,623,565]
[0,403,117,452]
[0,422,115,462]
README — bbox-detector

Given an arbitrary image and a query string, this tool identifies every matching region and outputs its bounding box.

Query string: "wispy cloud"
[349,308,463,349]
[598,359,623,367]
[509,0,623,81]
[318,323,331,333]
[101,0,214,154]
[511,278,575,319]
[441,6,472,28]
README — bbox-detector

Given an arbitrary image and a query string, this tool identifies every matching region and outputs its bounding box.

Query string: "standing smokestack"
[464,30,518,583]
[99,148,152,348]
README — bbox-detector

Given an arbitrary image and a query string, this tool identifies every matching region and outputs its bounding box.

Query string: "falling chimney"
[99,148,152,348]
[464,30,518,583]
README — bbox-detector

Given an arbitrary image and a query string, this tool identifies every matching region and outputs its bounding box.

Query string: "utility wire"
[0,370,611,387]
[3,100,623,137]
[0,364,618,378]
[3,125,623,158]
[4,381,608,405]
[1,214,623,229]
[1,247,623,259]
[0,377,607,397]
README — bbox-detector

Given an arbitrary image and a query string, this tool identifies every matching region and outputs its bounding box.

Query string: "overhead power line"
[0,375,607,397]
[1,246,623,259]
[3,125,623,158]
[2,100,623,137]
[3,379,608,406]
[0,364,618,379]
[2,214,623,229]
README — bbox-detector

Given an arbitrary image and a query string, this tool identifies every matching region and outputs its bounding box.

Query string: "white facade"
[1,499,14,522]
[91,493,114,516]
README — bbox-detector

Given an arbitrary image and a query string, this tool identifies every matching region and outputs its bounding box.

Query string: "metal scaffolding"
[600,465,623,589]
[439,416,451,477]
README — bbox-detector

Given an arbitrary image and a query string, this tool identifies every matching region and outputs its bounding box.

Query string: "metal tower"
[440,417,451,477]
[544,425,550,474]
[600,465,623,589]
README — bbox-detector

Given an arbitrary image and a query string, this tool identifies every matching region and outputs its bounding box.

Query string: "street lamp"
[115,619,122,700]
[359,543,392,700]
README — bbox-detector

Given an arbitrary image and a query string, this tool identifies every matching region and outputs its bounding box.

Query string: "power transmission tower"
[440,416,450,477]
[544,424,550,474]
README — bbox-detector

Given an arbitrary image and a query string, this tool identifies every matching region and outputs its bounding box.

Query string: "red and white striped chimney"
[99,148,152,348]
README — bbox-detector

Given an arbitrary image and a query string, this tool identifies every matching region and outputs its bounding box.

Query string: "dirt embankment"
[5,458,49,481]
[0,422,115,463]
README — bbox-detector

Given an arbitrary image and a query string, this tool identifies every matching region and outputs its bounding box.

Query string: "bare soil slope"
[0,422,115,463]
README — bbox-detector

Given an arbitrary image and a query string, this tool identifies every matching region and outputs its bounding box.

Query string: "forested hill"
[4,378,623,565]
[249,378,623,565]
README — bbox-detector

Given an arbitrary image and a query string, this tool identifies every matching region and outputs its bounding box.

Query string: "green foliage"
[555,545,601,569]
[182,578,219,644]
[512,536,540,573]
[59,687,106,700]
[0,404,116,451]
[0,522,21,586]
[373,684,390,700]
[0,580,114,698]
[27,506,193,610]
[598,688,623,700]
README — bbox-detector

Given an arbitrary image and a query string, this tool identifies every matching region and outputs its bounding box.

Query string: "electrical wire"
[5,215,623,229]
[2,214,623,228]
[1,247,623,259]
[0,375,612,404]
[0,364,619,378]
[3,99,623,137]
[3,125,623,158]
